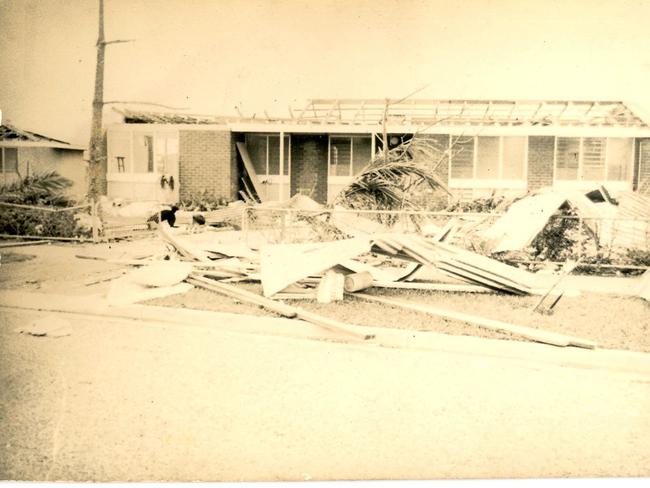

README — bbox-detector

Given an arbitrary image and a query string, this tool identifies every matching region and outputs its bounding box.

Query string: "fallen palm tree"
[333,137,451,211]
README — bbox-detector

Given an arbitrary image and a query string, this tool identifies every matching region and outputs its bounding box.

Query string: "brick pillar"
[290,134,328,204]
[527,136,555,191]
[179,129,236,201]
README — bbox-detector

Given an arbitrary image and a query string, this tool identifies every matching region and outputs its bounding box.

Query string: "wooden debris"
[0,239,52,248]
[371,234,536,295]
[370,281,493,293]
[260,238,371,297]
[188,274,373,340]
[316,270,345,303]
[0,233,85,242]
[236,142,265,202]
[532,260,579,314]
[187,274,297,318]
[353,292,597,349]
[482,193,567,253]
[344,271,374,292]
[158,222,212,261]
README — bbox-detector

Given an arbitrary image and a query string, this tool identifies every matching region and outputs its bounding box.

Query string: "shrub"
[0,207,85,238]
[179,189,228,211]
[0,171,75,206]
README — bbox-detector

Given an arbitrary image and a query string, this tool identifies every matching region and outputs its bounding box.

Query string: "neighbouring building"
[104,100,650,206]
[0,123,87,199]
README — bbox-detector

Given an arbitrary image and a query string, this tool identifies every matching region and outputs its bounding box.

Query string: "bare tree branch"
[102,39,135,45]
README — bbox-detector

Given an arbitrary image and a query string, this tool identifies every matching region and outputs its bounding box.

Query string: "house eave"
[0,141,86,150]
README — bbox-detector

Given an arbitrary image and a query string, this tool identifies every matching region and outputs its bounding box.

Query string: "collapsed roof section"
[115,99,650,129]
[297,99,650,128]
[0,123,84,150]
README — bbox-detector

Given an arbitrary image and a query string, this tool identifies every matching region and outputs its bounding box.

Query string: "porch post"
[279,131,285,201]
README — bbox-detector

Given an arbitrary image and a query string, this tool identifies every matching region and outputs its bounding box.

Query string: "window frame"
[449,135,528,189]
[552,136,633,183]
[106,128,179,182]
[1,147,19,175]
[244,133,290,178]
[328,135,373,179]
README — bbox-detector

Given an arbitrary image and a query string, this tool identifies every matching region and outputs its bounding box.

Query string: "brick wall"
[179,129,237,201]
[290,134,328,204]
[527,136,555,191]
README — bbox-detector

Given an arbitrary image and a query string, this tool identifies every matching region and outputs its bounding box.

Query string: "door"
[155,132,180,204]
[243,134,290,202]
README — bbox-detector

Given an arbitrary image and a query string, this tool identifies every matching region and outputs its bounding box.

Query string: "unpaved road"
[1,307,649,481]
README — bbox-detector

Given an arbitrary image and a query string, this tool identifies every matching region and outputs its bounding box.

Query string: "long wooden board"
[189,274,373,340]
[353,292,597,349]
[236,142,266,202]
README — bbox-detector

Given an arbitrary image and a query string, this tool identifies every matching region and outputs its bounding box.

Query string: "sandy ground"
[151,282,650,352]
[1,239,650,480]
[1,308,650,481]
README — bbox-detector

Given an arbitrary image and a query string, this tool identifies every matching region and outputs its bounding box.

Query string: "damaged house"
[1,123,87,199]
[104,99,650,206]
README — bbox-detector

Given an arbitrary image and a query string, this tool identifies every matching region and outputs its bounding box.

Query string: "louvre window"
[555,137,632,182]
[329,136,372,177]
[556,137,580,180]
[450,137,474,178]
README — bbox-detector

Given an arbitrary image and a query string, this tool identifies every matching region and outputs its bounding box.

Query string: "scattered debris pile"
[479,187,650,274]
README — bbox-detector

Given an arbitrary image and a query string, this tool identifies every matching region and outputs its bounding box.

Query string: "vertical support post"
[279,131,285,202]
[91,199,99,243]
[577,215,584,261]
[371,133,376,161]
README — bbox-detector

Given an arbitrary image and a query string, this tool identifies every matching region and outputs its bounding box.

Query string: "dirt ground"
[150,282,650,353]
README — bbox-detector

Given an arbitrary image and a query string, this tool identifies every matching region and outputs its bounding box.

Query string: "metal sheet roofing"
[0,123,83,149]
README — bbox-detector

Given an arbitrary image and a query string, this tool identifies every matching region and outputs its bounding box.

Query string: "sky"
[1,0,650,146]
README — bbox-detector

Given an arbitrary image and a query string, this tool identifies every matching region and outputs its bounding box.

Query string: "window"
[245,134,290,176]
[107,130,179,174]
[329,136,372,177]
[1,147,18,173]
[606,138,632,181]
[450,137,474,178]
[476,137,499,179]
[582,137,605,180]
[555,137,632,182]
[450,136,526,180]
[555,137,580,180]
[502,136,526,179]
[133,133,154,173]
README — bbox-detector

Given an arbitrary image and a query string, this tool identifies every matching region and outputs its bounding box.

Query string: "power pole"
[88,0,106,200]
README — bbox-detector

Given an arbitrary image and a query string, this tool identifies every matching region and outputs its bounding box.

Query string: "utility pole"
[87,0,106,200]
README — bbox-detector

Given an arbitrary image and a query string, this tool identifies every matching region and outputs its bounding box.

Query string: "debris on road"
[16,315,72,338]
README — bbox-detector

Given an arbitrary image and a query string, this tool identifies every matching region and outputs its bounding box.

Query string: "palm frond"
[334,137,450,211]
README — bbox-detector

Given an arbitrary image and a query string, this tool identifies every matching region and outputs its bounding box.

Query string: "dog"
[147,205,179,227]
